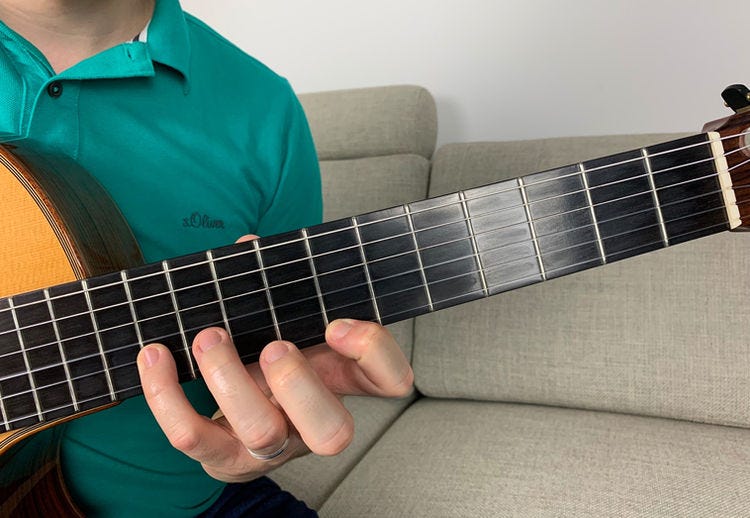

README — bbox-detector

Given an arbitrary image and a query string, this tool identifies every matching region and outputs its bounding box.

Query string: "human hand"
[136,235,413,482]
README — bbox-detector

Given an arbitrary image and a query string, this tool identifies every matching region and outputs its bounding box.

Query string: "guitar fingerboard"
[0,133,736,431]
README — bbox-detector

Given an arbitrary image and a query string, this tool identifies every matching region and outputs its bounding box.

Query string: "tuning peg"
[722,84,750,113]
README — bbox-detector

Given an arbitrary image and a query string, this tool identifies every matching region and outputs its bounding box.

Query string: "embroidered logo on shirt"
[182,212,225,230]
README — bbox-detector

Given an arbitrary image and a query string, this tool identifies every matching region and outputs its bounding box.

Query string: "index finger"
[320,319,414,398]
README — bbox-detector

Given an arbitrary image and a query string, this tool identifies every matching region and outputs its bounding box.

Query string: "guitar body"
[0,144,143,516]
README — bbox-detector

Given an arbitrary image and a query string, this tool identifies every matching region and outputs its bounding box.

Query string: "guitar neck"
[0,132,739,433]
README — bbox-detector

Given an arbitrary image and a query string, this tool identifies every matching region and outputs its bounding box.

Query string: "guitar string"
[0,143,745,367]
[0,166,735,361]
[0,136,744,348]
[1,131,746,332]
[0,194,741,410]
[1,136,750,424]
[0,214,734,429]
[2,131,746,315]
[1,132,745,327]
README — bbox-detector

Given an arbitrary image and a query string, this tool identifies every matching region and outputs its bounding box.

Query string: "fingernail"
[197,329,223,353]
[328,319,355,342]
[141,346,160,368]
[263,341,290,364]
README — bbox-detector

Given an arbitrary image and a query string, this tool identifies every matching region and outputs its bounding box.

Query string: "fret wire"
[579,162,607,264]
[0,140,736,322]
[0,180,734,359]
[2,163,725,341]
[121,271,145,351]
[301,229,329,327]
[517,176,546,281]
[82,280,117,401]
[0,197,731,391]
[404,204,434,312]
[163,260,196,380]
[254,239,282,340]
[3,135,740,322]
[2,215,731,425]
[45,288,79,412]
[352,216,382,324]
[459,190,489,297]
[0,311,10,428]
[641,149,669,247]
[8,298,44,422]
[207,250,233,334]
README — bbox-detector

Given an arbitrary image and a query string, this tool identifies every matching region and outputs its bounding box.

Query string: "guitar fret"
[579,162,607,264]
[301,229,329,327]
[352,216,383,325]
[517,177,547,281]
[404,204,434,312]
[120,271,145,351]
[0,303,10,429]
[459,190,489,298]
[45,288,79,413]
[9,298,44,421]
[207,250,233,334]
[641,148,669,247]
[162,261,196,380]
[82,280,117,402]
[254,240,282,340]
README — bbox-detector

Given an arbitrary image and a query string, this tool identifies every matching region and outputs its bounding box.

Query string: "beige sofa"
[270,85,750,516]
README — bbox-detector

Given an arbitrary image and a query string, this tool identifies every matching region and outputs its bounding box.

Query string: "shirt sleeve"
[254,83,323,237]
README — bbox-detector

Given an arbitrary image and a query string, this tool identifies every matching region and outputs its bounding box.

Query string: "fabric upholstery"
[320,400,750,517]
[299,85,437,161]
[415,135,750,427]
[320,155,430,222]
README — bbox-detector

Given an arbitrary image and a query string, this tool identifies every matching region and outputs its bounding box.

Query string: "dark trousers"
[198,476,318,518]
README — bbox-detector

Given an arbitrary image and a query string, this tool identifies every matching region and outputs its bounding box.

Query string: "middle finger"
[193,327,288,454]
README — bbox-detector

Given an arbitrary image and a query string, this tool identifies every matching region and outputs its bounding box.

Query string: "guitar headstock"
[703,85,750,229]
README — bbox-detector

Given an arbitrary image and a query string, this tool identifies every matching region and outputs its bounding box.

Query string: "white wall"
[180,0,748,146]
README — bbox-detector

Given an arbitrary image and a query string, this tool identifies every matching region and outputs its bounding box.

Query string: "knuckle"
[237,414,286,451]
[357,321,388,344]
[271,360,307,392]
[168,427,202,454]
[387,366,415,398]
[310,413,354,456]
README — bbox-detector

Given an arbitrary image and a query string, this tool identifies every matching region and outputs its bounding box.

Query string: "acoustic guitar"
[1,85,750,515]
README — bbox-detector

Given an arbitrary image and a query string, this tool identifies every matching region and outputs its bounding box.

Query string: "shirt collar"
[146,0,191,82]
[0,0,191,83]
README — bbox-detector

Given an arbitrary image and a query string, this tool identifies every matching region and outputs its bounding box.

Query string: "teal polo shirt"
[0,0,322,515]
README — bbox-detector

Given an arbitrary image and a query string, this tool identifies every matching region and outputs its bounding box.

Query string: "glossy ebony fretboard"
[0,133,732,432]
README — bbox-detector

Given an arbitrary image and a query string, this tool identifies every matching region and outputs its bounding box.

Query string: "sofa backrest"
[298,85,438,358]
[415,136,750,428]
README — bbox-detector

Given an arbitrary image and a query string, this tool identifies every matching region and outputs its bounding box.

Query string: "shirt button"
[47,81,63,98]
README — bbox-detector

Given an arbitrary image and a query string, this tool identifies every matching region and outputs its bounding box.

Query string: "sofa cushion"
[320,154,430,222]
[415,134,750,427]
[299,85,437,161]
[320,400,750,517]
